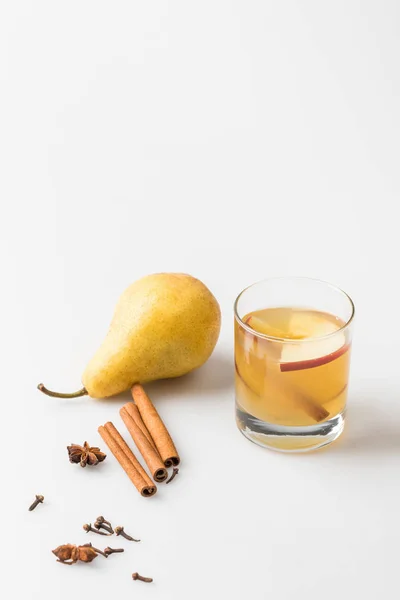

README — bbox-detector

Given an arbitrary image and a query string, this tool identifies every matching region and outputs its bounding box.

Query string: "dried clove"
[166,467,179,484]
[28,494,44,511]
[132,572,153,583]
[115,526,140,542]
[97,515,113,530]
[83,523,110,536]
[67,442,106,467]
[95,516,114,534]
[104,546,124,556]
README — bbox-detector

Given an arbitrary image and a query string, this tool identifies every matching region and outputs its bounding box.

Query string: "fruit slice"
[280,344,350,409]
[286,310,339,339]
[235,366,279,423]
[246,316,288,339]
[235,333,269,397]
[280,332,348,372]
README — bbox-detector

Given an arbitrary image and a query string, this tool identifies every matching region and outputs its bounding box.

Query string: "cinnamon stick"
[123,402,157,451]
[131,384,180,468]
[235,362,329,423]
[120,404,168,483]
[294,393,329,422]
[98,422,157,497]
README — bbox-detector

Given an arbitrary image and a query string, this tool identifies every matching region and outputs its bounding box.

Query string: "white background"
[1,2,399,599]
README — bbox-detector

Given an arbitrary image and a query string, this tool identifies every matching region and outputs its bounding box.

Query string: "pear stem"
[37,383,88,399]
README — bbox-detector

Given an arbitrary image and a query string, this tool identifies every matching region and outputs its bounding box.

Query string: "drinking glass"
[234,277,355,452]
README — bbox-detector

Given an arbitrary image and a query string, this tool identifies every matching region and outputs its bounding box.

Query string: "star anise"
[67,442,106,468]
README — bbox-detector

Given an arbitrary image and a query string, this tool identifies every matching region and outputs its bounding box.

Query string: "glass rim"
[234,276,355,343]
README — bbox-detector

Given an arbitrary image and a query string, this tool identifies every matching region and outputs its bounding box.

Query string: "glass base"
[236,405,345,453]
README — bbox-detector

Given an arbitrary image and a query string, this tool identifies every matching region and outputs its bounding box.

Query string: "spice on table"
[115,525,140,542]
[67,442,106,467]
[94,517,114,534]
[166,467,179,484]
[83,543,108,557]
[98,422,157,497]
[122,402,155,448]
[96,515,113,530]
[28,494,44,511]
[52,543,106,565]
[131,384,180,468]
[104,546,124,556]
[120,403,168,482]
[83,523,111,536]
[132,572,153,583]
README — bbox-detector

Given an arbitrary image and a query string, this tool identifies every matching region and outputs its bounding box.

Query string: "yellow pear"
[38,273,221,399]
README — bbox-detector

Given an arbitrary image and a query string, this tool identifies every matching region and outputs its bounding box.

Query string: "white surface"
[1,2,399,598]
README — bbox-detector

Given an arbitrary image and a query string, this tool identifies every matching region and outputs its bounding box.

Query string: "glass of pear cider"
[234,277,355,452]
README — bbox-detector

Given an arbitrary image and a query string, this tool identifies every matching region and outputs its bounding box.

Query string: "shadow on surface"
[98,352,234,405]
[146,352,234,399]
[332,396,400,456]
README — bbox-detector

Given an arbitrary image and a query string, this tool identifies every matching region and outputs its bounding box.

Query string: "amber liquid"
[235,307,351,428]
